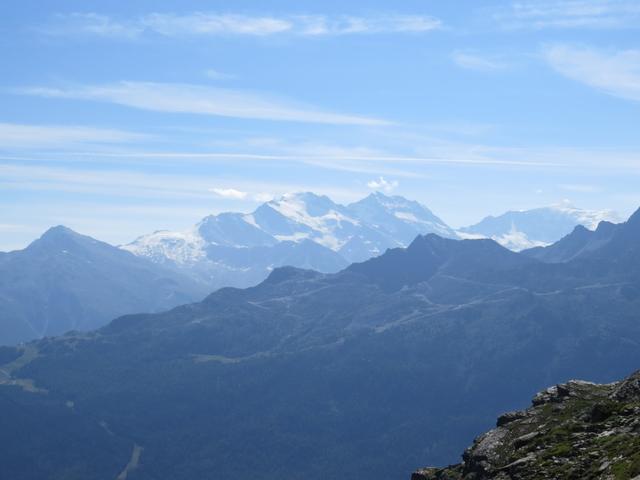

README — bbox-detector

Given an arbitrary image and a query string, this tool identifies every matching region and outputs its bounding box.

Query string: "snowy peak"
[122,228,206,265]
[460,203,621,251]
[122,192,456,272]
[256,192,360,249]
[348,192,457,242]
[268,192,345,218]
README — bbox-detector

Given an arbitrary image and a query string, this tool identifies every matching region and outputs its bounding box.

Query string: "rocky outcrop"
[413,371,640,479]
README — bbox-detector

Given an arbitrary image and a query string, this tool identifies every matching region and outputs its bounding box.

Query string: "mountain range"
[0,192,622,346]
[123,192,618,286]
[1,205,639,479]
[122,192,457,287]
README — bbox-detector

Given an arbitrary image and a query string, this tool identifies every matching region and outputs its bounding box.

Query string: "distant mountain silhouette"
[0,226,207,344]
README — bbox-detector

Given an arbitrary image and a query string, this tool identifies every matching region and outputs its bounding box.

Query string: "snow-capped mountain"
[458,200,621,251]
[348,192,456,243]
[123,192,457,288]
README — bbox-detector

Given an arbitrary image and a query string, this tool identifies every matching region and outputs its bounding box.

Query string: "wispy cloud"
[46,13,143,38]
[46,12,442,38]
[367,176,399,193]
[16,82,388,126]
[451,51,507,72]
[0,123,146,148]
[495,0,640,29]
[544,45,640,102]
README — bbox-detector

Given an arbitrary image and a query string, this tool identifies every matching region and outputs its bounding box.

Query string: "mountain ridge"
[1,205,639,479]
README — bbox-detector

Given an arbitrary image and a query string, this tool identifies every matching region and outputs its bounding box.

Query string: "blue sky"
[1,0,640,250]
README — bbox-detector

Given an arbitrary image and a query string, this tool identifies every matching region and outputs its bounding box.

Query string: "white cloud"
[209,188,248,199]
[143,13,292,36]
[0,123,146,148]
[18,82,388,126]
[544,45,640,102]
[210,188,275,202]
[47,12,442,38]
[496,0,640,29]
[367,176,399,192]
[451,51,507,72]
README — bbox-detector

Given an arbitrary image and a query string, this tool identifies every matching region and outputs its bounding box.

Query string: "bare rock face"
[413,371,640,480]
[612,371,640,402]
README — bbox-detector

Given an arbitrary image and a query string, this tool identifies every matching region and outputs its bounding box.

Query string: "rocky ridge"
[413,371,640,480]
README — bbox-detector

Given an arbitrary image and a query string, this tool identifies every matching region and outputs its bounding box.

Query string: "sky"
[1,0,640,251]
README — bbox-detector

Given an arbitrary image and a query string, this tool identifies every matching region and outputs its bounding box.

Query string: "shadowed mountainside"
[0,208,639,479]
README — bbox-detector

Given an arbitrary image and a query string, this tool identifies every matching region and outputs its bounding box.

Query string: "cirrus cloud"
[0,123,146,148]
[495,0,640,30]
[45,12,442,38]
[16,81,389,126]
[451,51,508,72]
[544,44,640,102]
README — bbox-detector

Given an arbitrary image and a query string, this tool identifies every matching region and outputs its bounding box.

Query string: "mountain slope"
[413,370,640,480]
[1,208,639,479]
[0,226,208,345]
[460,201,620,251]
